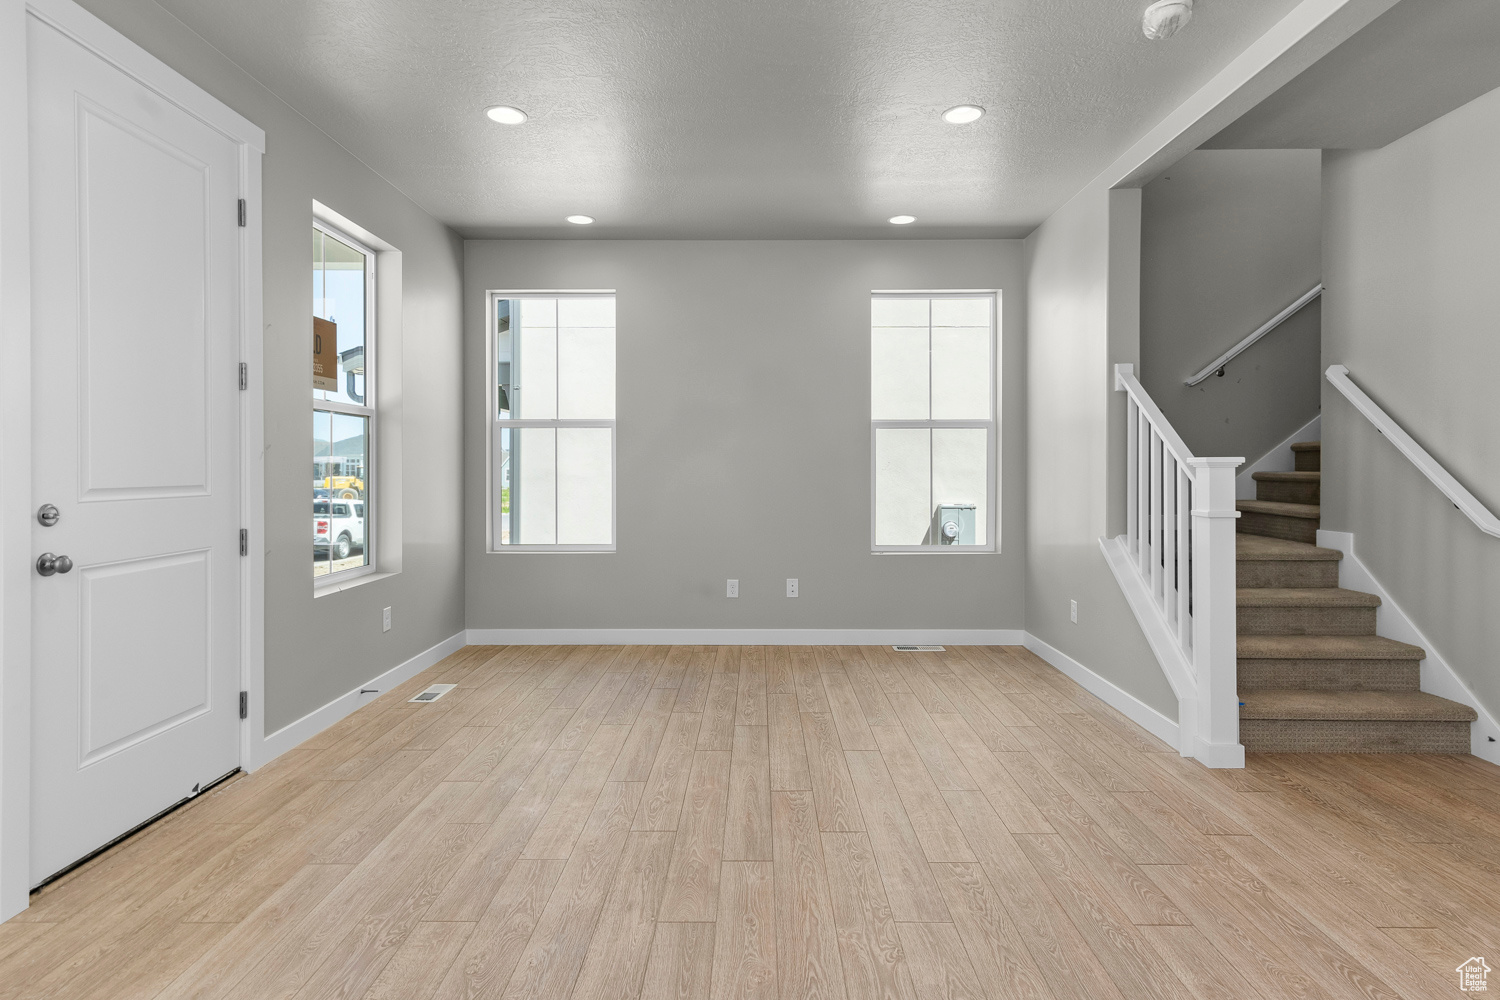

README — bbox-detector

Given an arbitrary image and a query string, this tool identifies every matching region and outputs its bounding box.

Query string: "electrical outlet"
[1070,600,1078,624]
[383,607,392,632]
[786,578,798,598]
[726,579,739,598]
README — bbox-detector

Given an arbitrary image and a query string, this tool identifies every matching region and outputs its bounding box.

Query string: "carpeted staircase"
[1235,441,1476,752]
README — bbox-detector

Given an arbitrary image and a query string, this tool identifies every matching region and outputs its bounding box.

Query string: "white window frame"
[313,219,377,583]
[870,290,999,554]
[487,290,617,553]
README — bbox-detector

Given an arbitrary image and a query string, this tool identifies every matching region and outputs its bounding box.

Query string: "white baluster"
[1177,467,1191,655]
[1150,431,1162,605]
[1162,455,1175,627]
[1137,410,1149,575]
[1127,398,1139,556]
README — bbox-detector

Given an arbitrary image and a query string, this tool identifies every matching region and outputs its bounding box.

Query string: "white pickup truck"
[314,500,365,561]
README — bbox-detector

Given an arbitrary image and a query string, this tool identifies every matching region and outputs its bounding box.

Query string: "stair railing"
[1184,283,1322,386]
[1107,364,1244,767]
[1327,365,1500,538]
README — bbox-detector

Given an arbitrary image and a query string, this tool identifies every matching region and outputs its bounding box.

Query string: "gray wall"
[1025,186,1176,718]
[1322,85,1500,718]
[1141,149,1322,464]
[463,240,1027,631]
[76,0,467,732]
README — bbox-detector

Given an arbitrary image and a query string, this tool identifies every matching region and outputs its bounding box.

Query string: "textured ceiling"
[154,0,1305,238]
[1206,0,1500,150]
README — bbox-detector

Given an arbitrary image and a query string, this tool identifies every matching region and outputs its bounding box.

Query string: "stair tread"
[1252,471,1321,482]
[1240,690,1477,722]
[1237,500,1321,519]
[1238,634,1424,660]
[1236,535,1341,561]
[1237,587,1380,608]
[1290,441,1322,451]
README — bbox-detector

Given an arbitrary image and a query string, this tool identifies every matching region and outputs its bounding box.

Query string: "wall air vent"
[409,683,457,703]
[892,645,945,652]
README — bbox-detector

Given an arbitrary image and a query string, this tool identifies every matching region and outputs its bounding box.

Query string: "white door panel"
[28,15,241,885]
[79,550,212,763]
[79,101,212,498]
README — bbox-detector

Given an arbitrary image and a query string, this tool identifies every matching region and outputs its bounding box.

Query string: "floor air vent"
[892,645,945,652]
[409,683,456,703]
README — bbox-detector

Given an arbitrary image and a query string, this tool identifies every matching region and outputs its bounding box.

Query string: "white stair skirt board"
[1022,631,1184,756]
[464,628,1026,645]
[1100,535,1196,758]
[1236,413,1321,500]
[1094,535,1246,768]
[1318,530,1500,765]
[1098,539,1248,767]
[251,630,467,770]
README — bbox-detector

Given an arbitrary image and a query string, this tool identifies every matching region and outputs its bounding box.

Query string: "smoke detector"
[1143,0,1193,40]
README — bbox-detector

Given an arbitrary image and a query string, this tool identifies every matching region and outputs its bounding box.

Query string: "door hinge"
[239,528,248,556]
[239,691,248,720]
[238,362,248,390]
[237,198,246,227]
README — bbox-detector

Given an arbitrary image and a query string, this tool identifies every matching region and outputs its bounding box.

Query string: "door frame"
[0,0,265,919]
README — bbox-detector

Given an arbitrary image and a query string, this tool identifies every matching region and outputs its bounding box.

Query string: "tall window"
[492,293,616,550]
[871,293,997,551]
[313,223,376,579]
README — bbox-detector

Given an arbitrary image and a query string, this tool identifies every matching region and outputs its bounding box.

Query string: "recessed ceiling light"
[566,215,595,225]
[889,215,916,225]
[485,105,528,124]
[942,105,985,125]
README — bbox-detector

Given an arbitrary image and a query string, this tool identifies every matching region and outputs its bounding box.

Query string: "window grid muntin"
[491,291,617,551]
[870,292,998,553]
[313,220,377,582]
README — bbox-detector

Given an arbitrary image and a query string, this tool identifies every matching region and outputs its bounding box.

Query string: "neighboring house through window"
[313,222,376,579]
[871,292,997,552]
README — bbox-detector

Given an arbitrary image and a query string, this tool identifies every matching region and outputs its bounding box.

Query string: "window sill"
[314,569,398,598]
[871,548,999,555]
[487,545,616,554]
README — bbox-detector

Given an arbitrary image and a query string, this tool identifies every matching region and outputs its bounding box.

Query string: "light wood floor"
[3,644,1498,1000]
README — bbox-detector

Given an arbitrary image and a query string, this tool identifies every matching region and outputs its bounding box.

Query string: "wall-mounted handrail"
[1109,364,1244,767]
[1185,284,1323,386]
[1326,365,1500,538]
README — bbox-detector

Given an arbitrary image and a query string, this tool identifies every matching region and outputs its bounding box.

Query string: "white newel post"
[1189,458,1244,767]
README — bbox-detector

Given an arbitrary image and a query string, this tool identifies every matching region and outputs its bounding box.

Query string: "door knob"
[36,553,73,576]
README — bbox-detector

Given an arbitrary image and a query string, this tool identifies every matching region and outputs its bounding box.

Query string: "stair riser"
[1238,606,1376,636]
[1241,719,1468,753]
[1294,451,1321,472]
[1237,561,1340,588]
[1239,511,1319,544]
[1238,659,1420,692]
[1255,480,1321,505]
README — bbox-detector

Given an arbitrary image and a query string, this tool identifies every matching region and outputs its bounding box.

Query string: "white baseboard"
[464,628,1027,646]
[249,630,467,770]
[1237,413,1321,499]
[1021,631,1181,753]
[1317,530,1500,764]
[247,625,1209,780]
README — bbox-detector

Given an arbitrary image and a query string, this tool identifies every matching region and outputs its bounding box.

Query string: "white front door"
[27,15,243,885]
